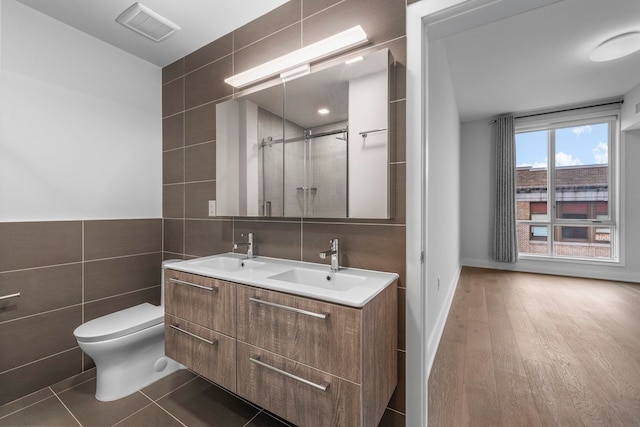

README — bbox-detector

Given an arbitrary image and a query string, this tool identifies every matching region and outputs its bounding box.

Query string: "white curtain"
[492,114,518,263]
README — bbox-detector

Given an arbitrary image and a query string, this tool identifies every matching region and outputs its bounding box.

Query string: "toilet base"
[80,323,185,402]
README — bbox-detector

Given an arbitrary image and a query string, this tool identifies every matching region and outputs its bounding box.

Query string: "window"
[515,112,618,261]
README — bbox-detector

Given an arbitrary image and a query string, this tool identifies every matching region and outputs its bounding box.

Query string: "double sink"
[166,253,398,308]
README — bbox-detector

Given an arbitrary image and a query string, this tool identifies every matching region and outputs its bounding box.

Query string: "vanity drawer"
[237,342,360,427]
[165,315,236,392]
[236,285,361,383]
[165,270,236,336]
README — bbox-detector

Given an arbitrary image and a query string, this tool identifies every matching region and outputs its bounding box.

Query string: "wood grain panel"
[361,281,397,427]
[164,270,236,336]
[236,342,360,427]
[236,285,361,383]
[165,315,236,392]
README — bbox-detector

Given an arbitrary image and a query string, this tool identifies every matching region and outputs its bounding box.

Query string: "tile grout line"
[242,409,263,427]
[148,400,188,427]
[0,393,53,421]
[0,348,80,375]
[50,387,83,427]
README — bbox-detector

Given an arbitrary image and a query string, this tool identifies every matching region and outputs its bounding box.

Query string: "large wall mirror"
[216,49,394,218]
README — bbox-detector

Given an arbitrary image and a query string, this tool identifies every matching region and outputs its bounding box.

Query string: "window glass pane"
[554,123,609,220]
[516,130,548,221]
[517,223,548,255]
[553,225,612,258]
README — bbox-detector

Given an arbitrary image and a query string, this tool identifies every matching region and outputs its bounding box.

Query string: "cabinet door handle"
[250,356,329,392]
[169,324,217,345]
[169,278,217,291]
[249,297,329,320]
[0,292,20,301]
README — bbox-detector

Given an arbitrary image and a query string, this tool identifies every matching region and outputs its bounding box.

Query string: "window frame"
[514,108,620,263]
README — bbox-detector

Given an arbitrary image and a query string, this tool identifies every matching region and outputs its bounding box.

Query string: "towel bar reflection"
[358,128,387,139]
[0,292,20,301]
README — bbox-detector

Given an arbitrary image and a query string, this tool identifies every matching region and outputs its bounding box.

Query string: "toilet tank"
[161,259,182,307]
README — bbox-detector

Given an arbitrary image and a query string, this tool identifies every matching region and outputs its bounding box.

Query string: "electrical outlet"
[208,200,216,217]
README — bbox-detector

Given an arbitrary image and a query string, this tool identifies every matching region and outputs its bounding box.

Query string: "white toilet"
[73,260,184,401]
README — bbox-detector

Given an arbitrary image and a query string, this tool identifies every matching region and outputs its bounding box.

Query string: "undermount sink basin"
[267,268,366,290]
[186,256,266,272]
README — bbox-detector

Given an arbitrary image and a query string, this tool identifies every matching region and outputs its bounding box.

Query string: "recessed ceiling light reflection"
[318,108,330,115]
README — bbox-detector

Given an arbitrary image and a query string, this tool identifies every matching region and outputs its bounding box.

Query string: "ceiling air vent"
[116,3,180,42]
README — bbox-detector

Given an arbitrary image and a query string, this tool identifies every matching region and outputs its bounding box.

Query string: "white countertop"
[165,253,399,308]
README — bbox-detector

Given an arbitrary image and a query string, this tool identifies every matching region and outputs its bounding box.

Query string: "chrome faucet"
[233,232,254,258]
[319,238,340,272]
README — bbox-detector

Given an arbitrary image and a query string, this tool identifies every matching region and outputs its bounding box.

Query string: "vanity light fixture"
[280,64,310,82]
[590,31,640,62]
[224,25,368,88]
[318,108,330,115]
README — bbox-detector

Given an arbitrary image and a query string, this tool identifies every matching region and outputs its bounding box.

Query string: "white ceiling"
[436,0,640,122]
[15,0,289,67]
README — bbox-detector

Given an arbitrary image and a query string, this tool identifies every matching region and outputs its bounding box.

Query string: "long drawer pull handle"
[169,278,217,291]
[249,297,329,320]
[250,356,329,392]
[169,324,217,345]
[0,292,20,301]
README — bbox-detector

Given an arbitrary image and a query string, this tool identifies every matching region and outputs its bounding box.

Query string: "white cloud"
[531,161,548,169]
[517,158,548,169]
[572,125,592,136]
[555,152,582,166]
[592,141,608,164]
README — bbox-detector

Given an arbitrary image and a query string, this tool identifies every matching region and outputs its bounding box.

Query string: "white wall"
[0,0,161,222]
[460,119,640,283]
[426,39,461,370]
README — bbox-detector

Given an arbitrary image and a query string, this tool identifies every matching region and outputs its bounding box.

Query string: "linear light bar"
[225,25,368,88]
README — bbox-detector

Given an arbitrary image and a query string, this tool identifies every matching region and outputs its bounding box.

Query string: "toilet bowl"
[73,260,184,401]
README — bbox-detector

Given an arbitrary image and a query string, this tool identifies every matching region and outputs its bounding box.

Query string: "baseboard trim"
[426,265,462,377]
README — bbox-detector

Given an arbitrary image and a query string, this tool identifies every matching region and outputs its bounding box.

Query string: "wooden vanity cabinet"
[164,270,237,391]
[236,282,397,427]
[164,268,397,427]
[164,270,236,336]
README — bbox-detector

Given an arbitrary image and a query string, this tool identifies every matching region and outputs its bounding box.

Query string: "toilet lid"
[74,303,163,343]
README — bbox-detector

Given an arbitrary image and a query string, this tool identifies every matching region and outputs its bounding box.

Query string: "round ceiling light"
[590,31,640,62]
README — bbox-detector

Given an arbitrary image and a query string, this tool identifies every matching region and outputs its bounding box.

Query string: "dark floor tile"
[50,368,96,394]
[141,369,196,401]
[247,410,294,426]
[377,408,405,427]
[157,377,260,427]
[0,396,79,426]
[113,403,183,427]
[0,389,53,419]
[56,379,151,427]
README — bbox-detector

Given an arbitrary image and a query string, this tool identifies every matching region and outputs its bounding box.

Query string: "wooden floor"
[428,267,640,427]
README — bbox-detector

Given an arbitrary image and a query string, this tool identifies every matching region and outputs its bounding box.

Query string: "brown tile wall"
[0,219,162,405]
[162,1,407,425]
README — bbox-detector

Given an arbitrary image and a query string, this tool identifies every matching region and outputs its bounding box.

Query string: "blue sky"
[516,123,609,168]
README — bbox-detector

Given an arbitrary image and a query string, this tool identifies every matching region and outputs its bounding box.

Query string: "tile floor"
[0,368,293,427]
